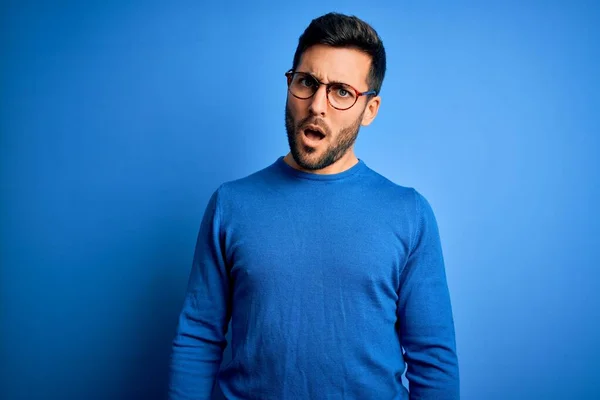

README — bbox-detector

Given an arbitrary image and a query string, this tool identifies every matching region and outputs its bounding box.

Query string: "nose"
[308,85,328,116]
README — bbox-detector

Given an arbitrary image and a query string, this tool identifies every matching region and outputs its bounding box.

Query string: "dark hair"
[291,12,386,95]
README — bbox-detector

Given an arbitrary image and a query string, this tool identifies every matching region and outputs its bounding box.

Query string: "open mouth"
[304,128,325,140]
[302,124,326,141]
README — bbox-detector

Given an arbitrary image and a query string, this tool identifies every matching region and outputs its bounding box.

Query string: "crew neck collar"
[274,156,366,181]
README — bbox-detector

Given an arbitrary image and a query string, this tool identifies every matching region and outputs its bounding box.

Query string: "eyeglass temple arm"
[359,90,377,96]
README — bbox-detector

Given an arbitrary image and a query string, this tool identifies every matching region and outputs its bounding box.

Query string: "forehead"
[296,44,371,89]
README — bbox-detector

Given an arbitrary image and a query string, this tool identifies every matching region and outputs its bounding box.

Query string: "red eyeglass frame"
[285,69,377,110]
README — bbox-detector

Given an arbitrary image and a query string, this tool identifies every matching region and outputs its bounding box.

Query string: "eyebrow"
[298,71,349,86]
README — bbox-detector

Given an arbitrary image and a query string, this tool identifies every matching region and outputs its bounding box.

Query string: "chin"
[293,153,317,170]
[295,149,336,171]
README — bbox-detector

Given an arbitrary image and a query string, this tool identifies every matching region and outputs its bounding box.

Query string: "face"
[285,45,381,173]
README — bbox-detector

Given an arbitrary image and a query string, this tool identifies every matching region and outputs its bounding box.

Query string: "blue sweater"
[169,157,459,399]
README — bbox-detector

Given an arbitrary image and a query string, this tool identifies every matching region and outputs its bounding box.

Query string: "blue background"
[1,1,599,399]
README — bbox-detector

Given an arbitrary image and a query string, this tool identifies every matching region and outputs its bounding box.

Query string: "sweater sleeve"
[397,190,460,399]
[168,187,232,400]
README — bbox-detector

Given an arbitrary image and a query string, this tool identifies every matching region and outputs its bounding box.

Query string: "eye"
[333,84,351,98]
[299,76,317,88]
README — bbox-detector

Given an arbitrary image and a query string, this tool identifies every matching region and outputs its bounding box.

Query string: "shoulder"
[360,164,425,208]
[360,164,440,229]
[207,161,281,213]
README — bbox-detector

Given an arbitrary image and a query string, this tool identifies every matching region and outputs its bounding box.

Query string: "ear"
[361,95,381,126]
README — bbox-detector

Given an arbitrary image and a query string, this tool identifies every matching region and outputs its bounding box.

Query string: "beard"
[285,100,364,171]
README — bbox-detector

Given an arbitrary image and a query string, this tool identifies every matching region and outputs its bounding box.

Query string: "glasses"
[285,70,377,111]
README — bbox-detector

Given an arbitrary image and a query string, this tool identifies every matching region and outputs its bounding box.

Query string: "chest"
[223,200,410,299]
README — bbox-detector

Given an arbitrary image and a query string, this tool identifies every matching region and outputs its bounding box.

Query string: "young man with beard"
[169,12,459,400]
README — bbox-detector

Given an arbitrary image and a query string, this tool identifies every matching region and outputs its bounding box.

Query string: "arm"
[169,188,232,400]
[397,190,460,399]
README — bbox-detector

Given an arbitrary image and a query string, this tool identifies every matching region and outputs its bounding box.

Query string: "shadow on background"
[0,2,256,398]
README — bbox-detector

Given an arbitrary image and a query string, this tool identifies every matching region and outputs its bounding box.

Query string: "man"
[169,12,459,400]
